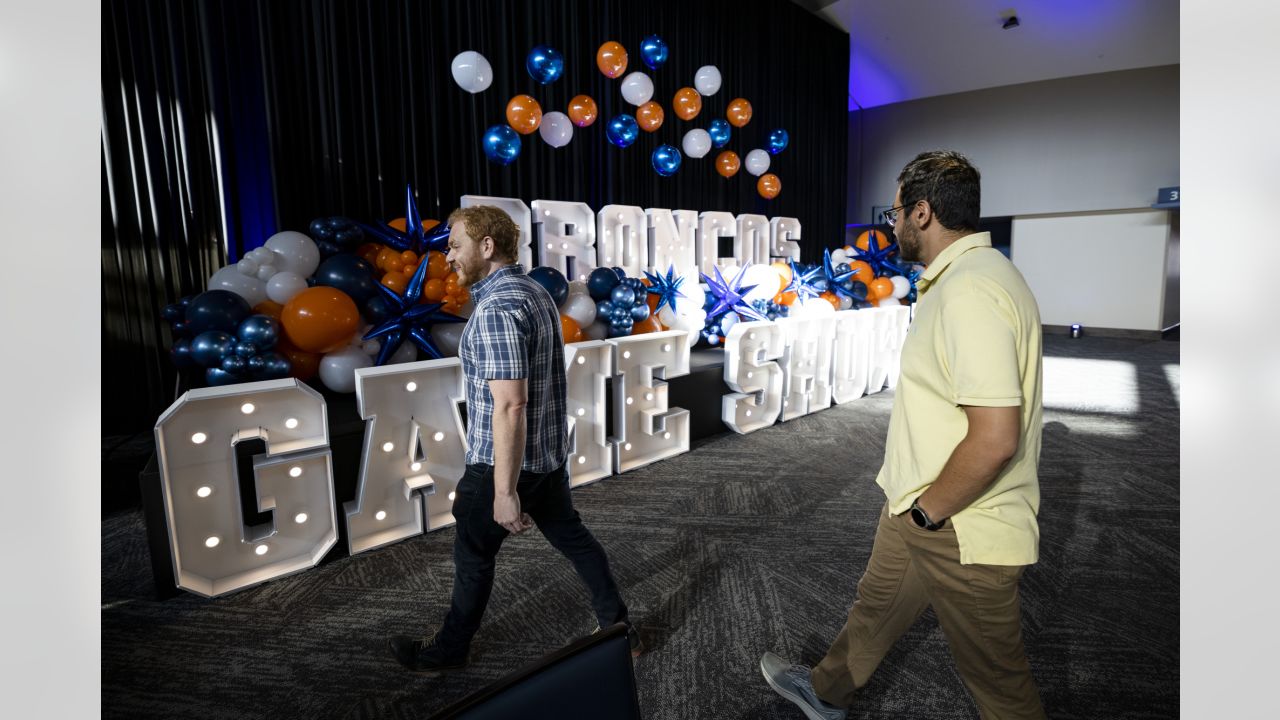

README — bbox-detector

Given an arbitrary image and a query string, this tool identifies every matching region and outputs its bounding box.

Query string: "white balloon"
[208,265,267,307]
[620,72,654,106]
[720,311,740,334]
[831,248,850,265]
[878,297,902,308]
[256,264,278,281]
[839,295,854,310]
[248,247,274,264]
[265,231,321,277]
[567,280,589,297]
[674,274,706,316]
[539,111,574,148]
[741,263,780,305]
[584,320,609,341]
[450,51,493,94]
[890,276,911,299]
[745,149,771,176]
[266,271,308,304]
[388,340,418,364]
[682,129,712,159]
[318,347,371,394]
[561,293,597,328]
[656,306,678,328]
[694,65,722,96]
[360,338,380,356]
[237,258,259,276]
[431,323,464,357]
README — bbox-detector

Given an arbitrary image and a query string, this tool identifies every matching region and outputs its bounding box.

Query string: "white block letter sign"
[769,216,801,263]
[565,340,614,487]
[609,330,691,472]
[532,199,597,282]
[777,315,836,421]
[721,320,785,434]
[597,204,647,278]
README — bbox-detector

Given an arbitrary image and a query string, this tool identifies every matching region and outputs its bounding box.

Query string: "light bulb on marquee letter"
[153,379,338,598]
[778,315,837,421]
[735,214,769,267]
[461,195,532,270]
[769,216,802,263]
[532,199,597,282]
[831,310,872,405]
[565,341,614,486]
[646,208,697,279]
[721,321,785,434]
[347,358,467,555]
[698,211,736,276]
[597,205,647,277]
[609,330,690,472]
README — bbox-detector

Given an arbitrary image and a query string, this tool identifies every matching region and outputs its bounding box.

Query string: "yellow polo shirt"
[876,232,1043,565]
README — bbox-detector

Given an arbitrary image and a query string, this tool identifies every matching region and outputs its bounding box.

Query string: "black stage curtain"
[102,0,849,435]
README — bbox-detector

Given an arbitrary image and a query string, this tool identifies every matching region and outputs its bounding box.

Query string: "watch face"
[910,507,926,527]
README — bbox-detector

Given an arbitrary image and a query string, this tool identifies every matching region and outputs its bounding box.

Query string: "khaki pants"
[811,502,1046,719]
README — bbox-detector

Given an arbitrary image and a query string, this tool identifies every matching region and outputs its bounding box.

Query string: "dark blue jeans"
[435,462,629,654]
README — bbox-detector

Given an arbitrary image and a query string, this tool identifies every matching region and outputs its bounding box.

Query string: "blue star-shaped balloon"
[784,259,825,303]
[851,233,902,278]
[356,185,452,255]
[820,248,860,301]
[362,253,466,365]
[643,265,686,315]
[701,264,769,322]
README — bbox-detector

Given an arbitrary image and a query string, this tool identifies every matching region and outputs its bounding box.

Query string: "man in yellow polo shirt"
[762,150,1047,720]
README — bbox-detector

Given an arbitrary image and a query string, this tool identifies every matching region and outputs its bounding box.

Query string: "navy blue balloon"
[237,314,280,352]
[611,306,632,322]
[596,300,616,318]
[205,367,245,387]
[606,115,639,148]
[767,128,790,154]
[612,266,627,281]
[247,354,267,375]
[160,303,185,323]
[483,124,522,165]
[587,267,620,300]
[170,320,191,338]
[611,284,636,307]
[849,281,868,300]
[334,226,363,246]
[256,352,292,380]
[811,277,829,292]
[639,35,669,70]
[527,266,569,306]
[170,338,194,368]
[190,331,236,368]
[630,303,651,321]
[234,341,258,359]
[526,45,565,84]
[608,317,634,337]
[309,218,334,239]
[221,355,248,374]
[185,290,251,335]
[363,294,394,324]
[314,254,379,304]
[708,119,731,148]
[651,144,683,176]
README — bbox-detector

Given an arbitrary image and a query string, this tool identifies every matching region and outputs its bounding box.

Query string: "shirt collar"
[469,263,524,304]
[916,232,992,294]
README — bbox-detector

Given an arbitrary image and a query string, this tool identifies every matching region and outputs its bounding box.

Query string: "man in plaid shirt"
[389,205,640,674]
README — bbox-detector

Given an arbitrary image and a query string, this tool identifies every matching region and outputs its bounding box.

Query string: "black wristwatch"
[909,499,946,531]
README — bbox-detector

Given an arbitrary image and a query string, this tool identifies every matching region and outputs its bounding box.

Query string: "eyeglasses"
[881,204,909,227]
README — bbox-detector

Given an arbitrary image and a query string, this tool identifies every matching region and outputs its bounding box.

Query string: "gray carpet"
[101,334,1179,719]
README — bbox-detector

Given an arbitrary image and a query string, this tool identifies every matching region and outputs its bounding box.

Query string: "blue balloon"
[483,124,522,165]
[170,320,191,338]
[850,280,868,299]
[630,303,651,321]
[256,352,292,380]
[309,218,335,239]
[170,338,194,368]
[708,119,731,148]
[606,115,639,148]
[190,331,236,368]
[363,294,394,324]
[611,306,631,323]
[160,302,185,323]
[651,144,683,176]
[237,314,280,351]
[639,35,669,70]
[612,267,627,281]
[811,277,829,292]
[596,300,616,318]
[608,317,634,338]
[527,266,569,306]
[767,128,790,154]
[314,253,379,304]
[234,341,258,359]
[221,355,248,375]
[205,367,245,387]
[587,267,620,300]
[611,284,636,307]
[526,45,565,84]
[316,240,341,258]
[334,226,363,246]
[185,290,251,335]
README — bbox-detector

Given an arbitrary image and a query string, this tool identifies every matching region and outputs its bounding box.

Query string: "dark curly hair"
[896,150,981,234]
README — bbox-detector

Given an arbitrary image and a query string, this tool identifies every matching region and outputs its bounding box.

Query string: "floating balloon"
[186,290,252,336]
[694,65,722,96]
[606,114,639,147]
[636,101,664,132]
[758,173,781,199]
[672,87,702,121]
[682,128,712,158]
[620,72,654,106]
[745,148,771,176]
[596,41,628,78]
[708,119,731,148]
[767,128,790,154]
[715,150,741,178]
[539,111,574,148]
[651,144,682,177]
[528,266,570,306]
[482,124,522,165]
[281,286,360,353]
[726,98,753,127]
[567,95,599,127]
[525,44,564,84]
[450,51,493,94]
[506,94,543,134]
[639,34,669,70]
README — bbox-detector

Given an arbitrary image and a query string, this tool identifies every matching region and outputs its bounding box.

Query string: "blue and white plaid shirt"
[459,264,569,472]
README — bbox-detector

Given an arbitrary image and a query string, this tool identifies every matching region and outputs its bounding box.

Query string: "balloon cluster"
[586,267,655,338]
[307,216,364,258]
[165,291,292,386]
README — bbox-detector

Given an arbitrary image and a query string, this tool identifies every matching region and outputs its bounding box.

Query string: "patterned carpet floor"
[101,334,1179,719]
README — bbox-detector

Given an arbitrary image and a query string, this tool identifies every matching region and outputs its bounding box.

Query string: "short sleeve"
[940,290,1022,407]
[472,303,529,380]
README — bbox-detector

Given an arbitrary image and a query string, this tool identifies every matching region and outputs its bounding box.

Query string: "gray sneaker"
[759,651,847,720]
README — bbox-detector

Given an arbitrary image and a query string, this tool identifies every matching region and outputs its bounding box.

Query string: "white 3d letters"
[865,306,912,394]
[461,195,533,269]
[778,315,836,420]
[597,205,647,277]
[697,211,736,275]
[609,331,691,472]
[831,310,871,404]
[646,208,697,279]
[564,341,614,487]
[532,199,597,282]
[735,214,770,267]
[346,358,467,555]
[154,379,338,598]
[769,217,802,263]
[721,321,785,433]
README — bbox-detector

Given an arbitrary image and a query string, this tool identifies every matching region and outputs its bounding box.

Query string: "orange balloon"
[869,277,895,301]
[399,250,418,266]
[774,290,798,306]
[426,252,451,280]
[771,261,793,289]
[630,314,663,336]
[276,337,321,381]
[820,291,841,310]
[847,260,875,286]
[636,101,665,132]
[423,278,447,302]
[505,94,543,135]
[596,41,628,78]
[856,229,890,252]
[381,272,408,295]
[757,173,781,199]
[672,87,702,120]
[716,150,741,178]
[726,98,753,127]
[375,247,399,273]
[454,287,470,306]
[388,218,439,233]
[281,286,360,354]
[560,314,582,343]
[357,243,383,266]
[252,300,285,321]
[568,95,599,127]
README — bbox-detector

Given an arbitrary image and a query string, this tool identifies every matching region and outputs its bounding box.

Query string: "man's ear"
[481,235,496,259]
[914,200,934,231]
